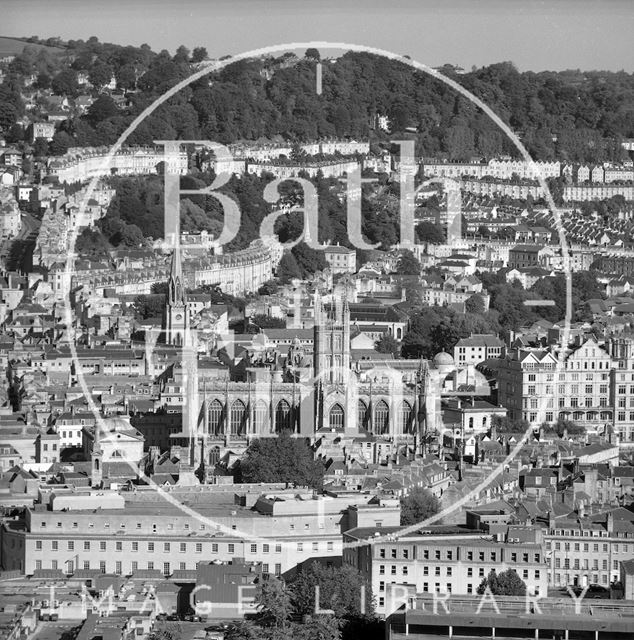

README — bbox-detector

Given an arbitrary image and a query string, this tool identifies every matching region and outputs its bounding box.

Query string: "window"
[36,540,42,550]
[115,561,122,575]
[163,562,170,576]
[379,565,385,575]
[100,561,106,573]
[164,543,170,552]
[196,543,202,553]
[373,400,390,435]
[297,543,304,552]
[148,542,154,552]
[212,543,218,553]
[275,564,281,576]
[116,541,122,551]
[52,541,58,550]
[391,566,397,575]
[327,542,334,551]
[228,543,235,554]
[132,542,138,552]
[180,543,186,553]
[84,541,90,551]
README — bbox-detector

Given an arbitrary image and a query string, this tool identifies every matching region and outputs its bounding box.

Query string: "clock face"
[175,314,183,321]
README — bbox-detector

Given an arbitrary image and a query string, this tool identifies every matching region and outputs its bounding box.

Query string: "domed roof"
[433,352,454,366]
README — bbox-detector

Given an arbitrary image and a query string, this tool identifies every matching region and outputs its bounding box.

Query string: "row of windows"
[555,558,620,571]
[34,539,335,553]
[33,559,283,577]
[40,519,328,532]
[554,573,610,585]
[377,582,543,606]
[551,541,632,552]
[379,548,540,563]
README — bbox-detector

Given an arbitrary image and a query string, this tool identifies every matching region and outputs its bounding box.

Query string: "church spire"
[168,247,186,306]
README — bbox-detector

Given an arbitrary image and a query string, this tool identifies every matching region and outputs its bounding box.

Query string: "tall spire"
[168,247,186,306]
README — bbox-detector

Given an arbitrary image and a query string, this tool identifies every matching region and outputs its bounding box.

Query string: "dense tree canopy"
[400,487,441,525]
[237,431,324,489]
[3,41,634,160]
[477,569,527,596]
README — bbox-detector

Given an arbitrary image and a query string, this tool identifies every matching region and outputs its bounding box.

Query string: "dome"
[433,352,454,366]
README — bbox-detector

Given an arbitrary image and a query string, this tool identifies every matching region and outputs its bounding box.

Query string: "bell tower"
[163,247,189,346]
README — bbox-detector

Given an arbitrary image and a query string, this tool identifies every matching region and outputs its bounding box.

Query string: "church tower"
[163,247,189,346]
[313,284,354,432]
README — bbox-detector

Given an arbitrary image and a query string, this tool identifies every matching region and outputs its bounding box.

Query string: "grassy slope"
[0,36,64,57]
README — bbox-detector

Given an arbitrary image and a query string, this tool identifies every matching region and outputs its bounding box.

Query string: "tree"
[477,569,526,596]
[400,487,440,526]
[191,47,208,63]
[173,45,191,64]
[416,221,445,244]
[133,294,165,319]
[88,62,114,88]
[289,562,374,620]
[238,431,324,489]
[375,334,399,356]
[248,314,286,330]
[51,69,79,96]
[396,250,421,276]
[465,294,485,315]
[256,577,293,628]
[35,72,51,90]
[305,48,321,61]
[491,415,529,435]
[32,137,49,158]
[49,130,74,156]
[292,242,328,277]
[277,252,302,284]
[86,95,119,124]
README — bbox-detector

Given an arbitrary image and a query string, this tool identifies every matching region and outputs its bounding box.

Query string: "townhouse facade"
[497,336,634,445]
[344,526,549,616]
[1,489,400,578]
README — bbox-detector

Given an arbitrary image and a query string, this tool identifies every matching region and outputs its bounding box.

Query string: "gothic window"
[275,400,292,432]
[230,400,246,436]
[209,447,220,465]
[254,400,268,433]
[374,400,390,435]
[358,400,368,430]
[208,400,223,435]
[329,404,344,430]
[400,401,413,433]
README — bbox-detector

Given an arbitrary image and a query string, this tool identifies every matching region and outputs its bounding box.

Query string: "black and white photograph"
[0,1,634,639]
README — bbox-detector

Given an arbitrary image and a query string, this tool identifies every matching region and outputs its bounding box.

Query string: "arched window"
[209,446,221,465]
[254,400,268,433]
[374,400,390,435]
[230,400,246,436]
[358,400,368,430]
[275,400,292,433]
[208,400,223,435]
[400,401,413,433]
[329,404,344,430]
